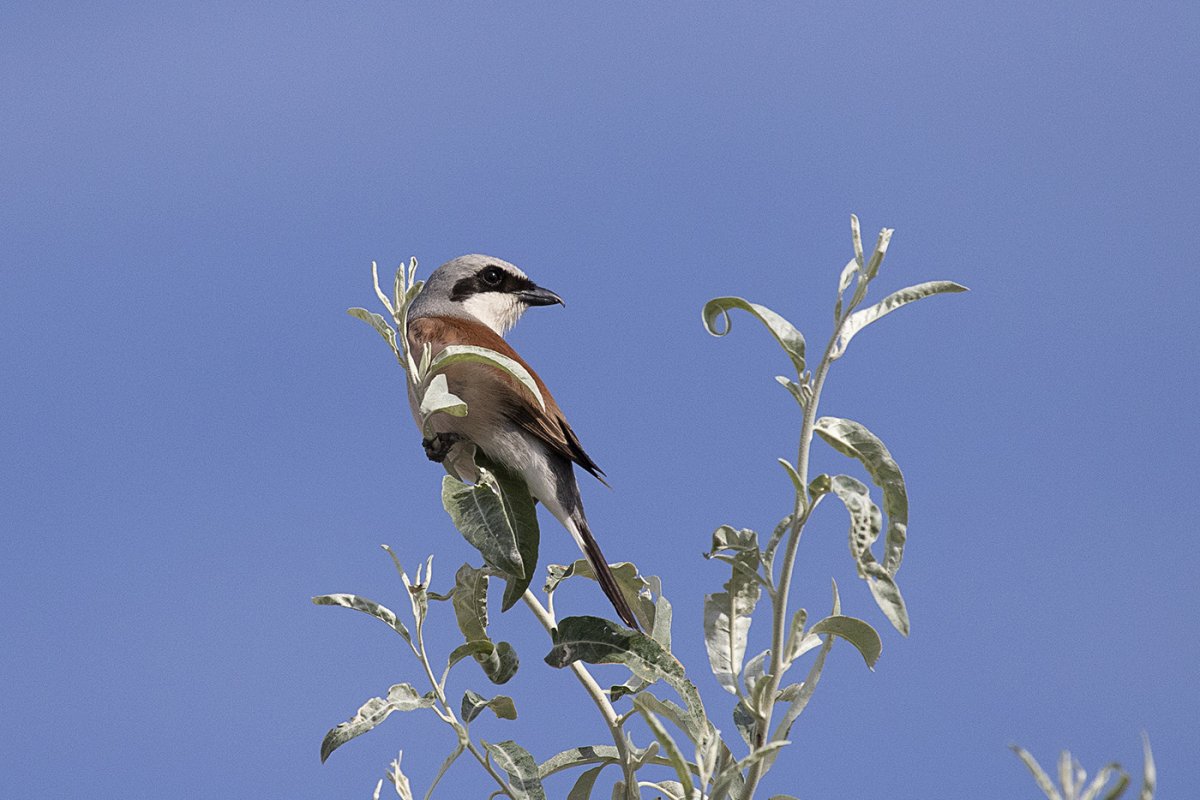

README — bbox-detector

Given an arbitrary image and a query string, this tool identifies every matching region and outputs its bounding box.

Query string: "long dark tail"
[575,515,641,631]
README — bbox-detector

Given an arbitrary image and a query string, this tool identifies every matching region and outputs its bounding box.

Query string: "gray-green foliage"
[1011,736,1155,800]
[329,221,973,798]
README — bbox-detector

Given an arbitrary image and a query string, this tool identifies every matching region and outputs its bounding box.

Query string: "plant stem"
[413,609,516,797]
[743,322,843,798]
[522,590,640,798]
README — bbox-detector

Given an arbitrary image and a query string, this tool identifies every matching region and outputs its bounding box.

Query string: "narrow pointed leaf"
[428,345,545,411]
[1011,745,1064,800]
[633,698,696,795]
[483,740,546,800]
[347,307,400,359]
[863,227,894,280]
[850,214,864,267]
[566,765,607,800]
[1140,733,1155,800]
[312,594,411,645]
[537,746,620,778]
[319,684,434,763]
[702,297,806,375]
[833,280,967,358]
[862,562,911,636]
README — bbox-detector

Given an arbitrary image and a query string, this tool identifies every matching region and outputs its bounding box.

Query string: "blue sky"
[2,3,1197,797]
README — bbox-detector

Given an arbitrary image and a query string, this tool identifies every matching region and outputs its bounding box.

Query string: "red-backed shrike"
[406,255,639,630]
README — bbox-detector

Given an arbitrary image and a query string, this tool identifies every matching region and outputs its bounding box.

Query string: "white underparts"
[462,291,526,335]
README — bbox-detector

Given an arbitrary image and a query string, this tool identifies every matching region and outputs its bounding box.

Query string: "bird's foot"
[423,432,465,463]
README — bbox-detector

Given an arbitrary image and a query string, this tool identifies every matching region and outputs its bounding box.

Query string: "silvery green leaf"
[633,697,696,795]
[1080,764,1124,800]
[814,417,909,577]
[407,257,419,293]
[863,227,894,280]
[426,742,465,800]
[537,746,620,778]
[810,615,882,670]
[645,574,673,652]
[808,473,831,501]
[428,345,545,411]
[706,525,760,559]
[1011,746,1064,800]
[319,684,434,763]
[566,765,607,800]
[850,214,864,267]
[387,751,414,800]
[1139,732,1155,800]
[703,530,761,694]
[835,257,859,320]
[473,454,542,611]
[648,781,687,800]
[441,473,524,580]
[398,261,412,314]
[702,296,806,376]
[311,594,411,645]
[417,342,433,383]
[635,694,701,745]
[732,699,757,747]
[775,375,806,407]
[347,307,400,359]
[483,740,546,800]
[1059,751,1075,799]
[543,559,657,633]
[862,561,911,636]
[483,641,520,685]
[451,564,490,643]
[828,474,882,566]
[832,279,968,358]
[443,641,495,684]
[777,458,804,495]
[631,739,661,770]
[1102,772,1131,800]
[546,616,707,735]
[371,260,395,316]
[764,514,793,567]
[461,689,517,723]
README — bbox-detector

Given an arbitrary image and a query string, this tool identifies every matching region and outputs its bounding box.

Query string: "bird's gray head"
[408,254,563,335]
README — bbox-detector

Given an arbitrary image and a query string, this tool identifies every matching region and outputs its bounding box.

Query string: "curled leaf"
[702,297,806,376]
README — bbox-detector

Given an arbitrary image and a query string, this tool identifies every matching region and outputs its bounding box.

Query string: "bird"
[404,254,640,630]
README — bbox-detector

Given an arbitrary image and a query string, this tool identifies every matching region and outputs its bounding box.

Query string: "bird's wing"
[407,315,608,483]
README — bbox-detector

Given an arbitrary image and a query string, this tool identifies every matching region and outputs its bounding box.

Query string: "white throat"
[462,292,526,336]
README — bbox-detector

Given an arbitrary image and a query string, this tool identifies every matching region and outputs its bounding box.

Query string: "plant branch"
[522,590,640,798]
[413,601,516,797]
[743,315,847,797]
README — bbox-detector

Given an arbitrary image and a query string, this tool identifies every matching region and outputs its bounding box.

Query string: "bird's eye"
[480,266,504,287]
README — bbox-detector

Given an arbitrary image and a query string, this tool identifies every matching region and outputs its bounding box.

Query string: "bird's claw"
[423,432,465,463]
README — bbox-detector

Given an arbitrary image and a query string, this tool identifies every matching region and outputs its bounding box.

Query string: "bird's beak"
[518,285,565,307]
